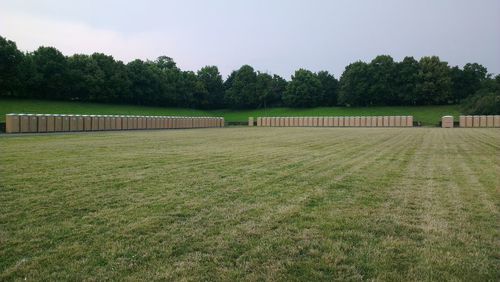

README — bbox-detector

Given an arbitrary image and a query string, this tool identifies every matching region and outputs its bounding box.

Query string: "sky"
[1,0,499,79]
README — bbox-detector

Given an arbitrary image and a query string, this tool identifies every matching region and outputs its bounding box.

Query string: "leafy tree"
[461,75,500,115]
[451,63,488,103]
[29,46,69,99]
[197,66,224,109]
[0,36,24,97]
[317,71,338,106]
[67,54,104,101]
[283,69,322,107]
[395,56,420,105]
[127,59,164,105]
[224,65,258,108]
[368,55,396,105]
[338,61,371,106]
[415,56,452,105]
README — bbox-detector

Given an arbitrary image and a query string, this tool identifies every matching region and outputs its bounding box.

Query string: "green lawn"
[1,128,499,280]
[0,99,461,126]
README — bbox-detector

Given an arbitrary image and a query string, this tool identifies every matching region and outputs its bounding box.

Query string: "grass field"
[0,98,461,126]
[1,127,499,280]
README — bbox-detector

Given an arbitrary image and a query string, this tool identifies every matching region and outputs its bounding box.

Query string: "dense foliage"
[0,36,497,112]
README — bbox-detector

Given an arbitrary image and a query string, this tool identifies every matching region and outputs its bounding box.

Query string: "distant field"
[0,99,461,126]
[1,128,499,280]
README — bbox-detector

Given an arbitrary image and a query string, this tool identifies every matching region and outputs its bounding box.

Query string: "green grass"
[0,98,461,126]
[1,128,499,280]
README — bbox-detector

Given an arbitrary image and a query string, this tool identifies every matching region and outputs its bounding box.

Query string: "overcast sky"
[1,0,499,79]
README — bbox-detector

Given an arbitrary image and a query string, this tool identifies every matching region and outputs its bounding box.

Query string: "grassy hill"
[0,99,461,126]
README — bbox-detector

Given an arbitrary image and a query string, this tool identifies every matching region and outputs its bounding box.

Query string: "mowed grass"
[1,128,499,280]
[0,98,461,126]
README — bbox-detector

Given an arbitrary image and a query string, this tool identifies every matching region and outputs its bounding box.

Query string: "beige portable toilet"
[394,116,401,127]
[113,115,121,130]
[137,116,143,129]
[370,116,376,127]
[342,117,347,127]
[54,115,63,132]
[83,115,92,131]
[164,116,169,128]
[248,117,254,127]
[360,116,366,127]
[332,117,338,127]
[90,115,98,131]
[407,116,413,127]
[19,114,30,133]
[5,113,20,133]
[256,117,261,127]
[104,115,111,130]
[400,116,407,127]
[389,116,396,127]
[108,116,115,130]
[36,114,47,133]
[316,117,321,127]
[27,114,38,133]
[486,115,494,127]
[472,115,480,127]
[494,115,500,128]
[354,116,359,127]
[382,116,389,127]
[75,115,84,131]
[96,115,104,131]
[465,115,473,127]
[337,117,343,127]
[120,115,127,130]
[130,115,136,129]
[46,114,55,132]
[61,115,70,132]
[69,115,78,132]
[311,117,316,127]
[326,116,332,127]
[134,116,140,129]
[459,116,466,128]
[145,116,151,129]
[480,115,487,127]
[375,116,382,127]
[365,116,371,127]
[346,116,352,127]
[442,116,454,128]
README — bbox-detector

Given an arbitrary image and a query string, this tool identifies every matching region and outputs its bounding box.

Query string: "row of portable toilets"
[5,114,224,133]
[250,116,414,127]
[457,115,500,128]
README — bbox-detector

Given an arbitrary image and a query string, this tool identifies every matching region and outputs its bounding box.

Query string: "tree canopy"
[0,35,495,112]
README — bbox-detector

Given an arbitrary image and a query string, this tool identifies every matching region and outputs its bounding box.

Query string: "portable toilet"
[60,115,69,132]
[54,115,63,132]
[5,113,20,133]
[37,114,48,133]
[486,115,494,127]
[46,114,55,132]
[69,115,78,131]
[442,116,454,128]
[83,115,92,131]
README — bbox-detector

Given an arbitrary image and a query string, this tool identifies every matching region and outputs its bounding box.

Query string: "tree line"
[1,36,498,113]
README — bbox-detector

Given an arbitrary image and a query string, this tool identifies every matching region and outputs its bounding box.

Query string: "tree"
[197,66,224,109]
[29,46,69,100]
[67,54,104,101]
[338,61,371,106]
[317,71,338,106]
[415,56,452,105]
[368,55,397,105]
[395,56,420,105]
[461,75,500,115]
[224,65,258,108]
[283,69,322,107]
[90,53,130,103]
[0,36,24,97]
[451,63,488,103]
